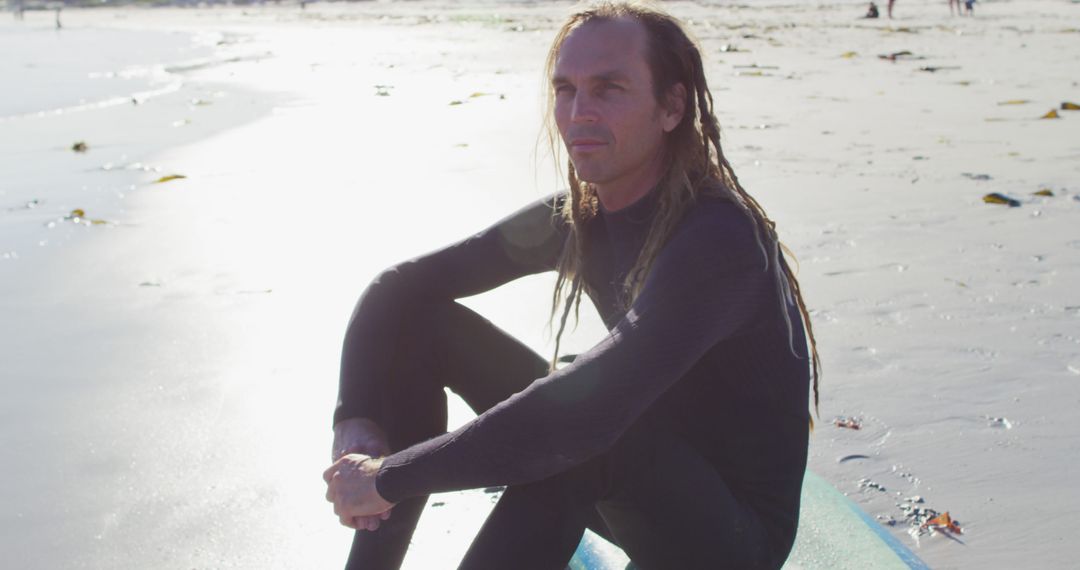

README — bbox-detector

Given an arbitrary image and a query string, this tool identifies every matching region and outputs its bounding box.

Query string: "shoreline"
[0,10,281,267]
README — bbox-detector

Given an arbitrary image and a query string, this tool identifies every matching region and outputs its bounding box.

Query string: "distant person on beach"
[887,0,896,18]
[863,2,880,19]
[964,0,976,16]
[322,2,820,569]
[949,0,963,16]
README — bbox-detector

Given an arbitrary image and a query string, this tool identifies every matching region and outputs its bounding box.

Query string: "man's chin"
[569,165,606,186]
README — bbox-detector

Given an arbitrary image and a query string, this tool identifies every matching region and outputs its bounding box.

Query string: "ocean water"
[0,21,215,118]
[0,17,271,269]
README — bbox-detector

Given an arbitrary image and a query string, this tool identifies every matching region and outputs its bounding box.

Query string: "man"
[323,3,820,569]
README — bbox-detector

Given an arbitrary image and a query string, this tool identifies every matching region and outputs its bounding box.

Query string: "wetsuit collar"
[597,182,662,225]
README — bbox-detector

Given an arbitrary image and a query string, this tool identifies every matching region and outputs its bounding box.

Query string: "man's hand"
[330,418,392,530]
[324,454,396,530]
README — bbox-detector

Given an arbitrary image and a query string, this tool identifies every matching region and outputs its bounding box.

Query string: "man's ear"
[661,82,687,133]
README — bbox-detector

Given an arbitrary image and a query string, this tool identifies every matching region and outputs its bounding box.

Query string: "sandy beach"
[1,1,1078,568]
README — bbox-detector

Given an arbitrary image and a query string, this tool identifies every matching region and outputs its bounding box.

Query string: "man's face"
[552,18,677,191]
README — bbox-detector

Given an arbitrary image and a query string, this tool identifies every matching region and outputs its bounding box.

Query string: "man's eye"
[554,85,575,95]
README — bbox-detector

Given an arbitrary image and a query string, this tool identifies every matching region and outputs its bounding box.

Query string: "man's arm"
[362,203,777,505]
[328,194,567,529]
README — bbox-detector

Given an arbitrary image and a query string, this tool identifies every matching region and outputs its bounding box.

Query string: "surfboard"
[782,471,930,570]
[567,471,930,570]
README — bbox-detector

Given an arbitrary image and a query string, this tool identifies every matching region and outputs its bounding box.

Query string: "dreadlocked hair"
[543,2,820,424]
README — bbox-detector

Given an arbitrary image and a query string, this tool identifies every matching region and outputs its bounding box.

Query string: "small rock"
[833,416,862,430]
[858,478,887,492]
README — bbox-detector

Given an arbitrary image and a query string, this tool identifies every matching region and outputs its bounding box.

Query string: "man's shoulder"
[651,190,767,275]
[679,192,759,244]
[489,192,569,259]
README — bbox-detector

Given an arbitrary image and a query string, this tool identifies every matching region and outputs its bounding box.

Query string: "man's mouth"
[569,139,607,152]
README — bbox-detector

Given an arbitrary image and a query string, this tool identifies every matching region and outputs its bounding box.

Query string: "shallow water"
[0,21,213,118]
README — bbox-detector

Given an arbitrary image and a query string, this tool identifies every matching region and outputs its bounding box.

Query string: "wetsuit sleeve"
[375,208,774,503]
[334,195,567,426]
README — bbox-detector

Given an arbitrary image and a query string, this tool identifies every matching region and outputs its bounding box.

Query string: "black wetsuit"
[335,187,811,569]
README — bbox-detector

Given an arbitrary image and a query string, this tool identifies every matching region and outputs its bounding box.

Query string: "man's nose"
[570,92,599,124]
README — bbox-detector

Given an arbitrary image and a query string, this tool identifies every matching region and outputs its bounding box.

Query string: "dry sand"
[1,1,1078,568]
